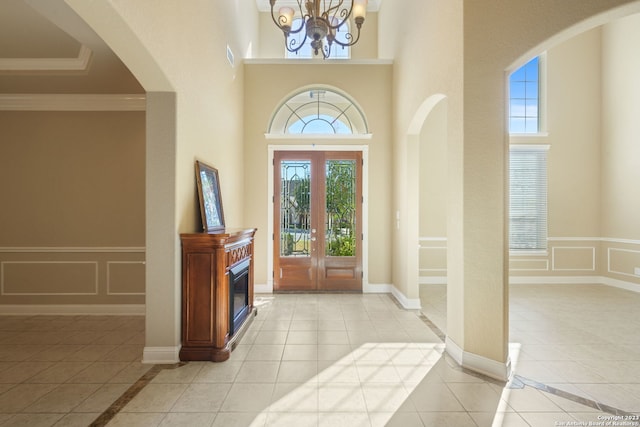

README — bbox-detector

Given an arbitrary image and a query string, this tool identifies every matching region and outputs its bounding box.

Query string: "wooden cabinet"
[179,228,257,362]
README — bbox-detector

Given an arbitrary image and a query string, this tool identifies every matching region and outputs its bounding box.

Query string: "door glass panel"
[325,160,356,257]
[280,160,311,257]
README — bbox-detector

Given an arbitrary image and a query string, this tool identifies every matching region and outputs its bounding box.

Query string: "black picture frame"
[195,160,225,232]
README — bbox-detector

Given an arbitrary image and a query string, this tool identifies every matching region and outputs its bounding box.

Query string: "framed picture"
[195,160,225,232]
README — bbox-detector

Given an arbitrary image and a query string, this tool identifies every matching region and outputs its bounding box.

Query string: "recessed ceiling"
[255,0,382,13]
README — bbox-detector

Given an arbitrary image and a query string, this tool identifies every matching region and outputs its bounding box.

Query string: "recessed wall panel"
[1,261,98,295]
[107,261,145,295]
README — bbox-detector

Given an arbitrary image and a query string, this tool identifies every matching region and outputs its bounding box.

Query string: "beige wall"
[0,111,145,306]
[601,13,640,287]
[66,0,260,355]
[243,62,393,287]
[418,20,640,291]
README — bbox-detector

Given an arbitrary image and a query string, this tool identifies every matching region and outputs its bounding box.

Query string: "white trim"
[602,237,640,245]
[244,58,393,65]
[265,133,373,140]
[600,276,640,293]
[445,337,511,381]
[509,132,550,138]
[551,246,596,272]
[142,346,180,364]
[107,261,146,296]
[0,94,146,111]
[509,250,548,257]
[0,44,92,72]
[608,247,640,278]
[254,283,273,294]
[0,246,145,253]
[419,237,447,242]
[547,237,600,241]
[390,286,421,310]
[0,304,145,315]
[268,145,369,293]
[509,275,602,285]
[546,237,640,245]
[419,276,447,285]
[1,261,98,296]
[363,283,391,293]
[509,144,550,151]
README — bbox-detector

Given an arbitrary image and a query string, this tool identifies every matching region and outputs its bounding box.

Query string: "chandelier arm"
[323,0,347,18]
[269,0,307,35]
[285,30,309,54]
[330,23,362,48]
[322,42,331,59]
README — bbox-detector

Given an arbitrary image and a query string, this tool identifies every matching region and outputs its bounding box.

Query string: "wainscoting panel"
[0,247,145,307]
[551,246,596,272]
[107,261,146,295]
[608,247,640,279]
[419,238,447,279]
[1,261,98,295]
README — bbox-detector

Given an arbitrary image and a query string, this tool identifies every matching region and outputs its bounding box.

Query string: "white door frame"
[267,144,371,293]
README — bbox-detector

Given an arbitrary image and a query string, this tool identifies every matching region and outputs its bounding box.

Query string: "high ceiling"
[0,1,383,94]
[0,0,143,94]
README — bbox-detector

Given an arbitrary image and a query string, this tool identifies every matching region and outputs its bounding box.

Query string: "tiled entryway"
[1,289,638,426]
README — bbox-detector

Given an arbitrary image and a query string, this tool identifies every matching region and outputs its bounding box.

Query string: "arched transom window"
[269,88,368,135]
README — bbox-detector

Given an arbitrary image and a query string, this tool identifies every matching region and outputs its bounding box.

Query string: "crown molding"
[0,94,146,111]
[0,44,92,72]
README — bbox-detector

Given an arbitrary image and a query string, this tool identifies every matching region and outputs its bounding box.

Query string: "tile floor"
[0,315,149,426]
[0,287,638,426]
[422,283,640,418]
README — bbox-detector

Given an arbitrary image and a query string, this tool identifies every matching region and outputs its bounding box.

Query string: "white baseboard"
[390,286,421,310]
[419,276,447,285]
[510,275,640,293]
[509,275,601,285]
[254,283,273,294]
[0,304,145,315]
[445,336,511,381]
[425,275,640,294]
[363,282,391,293]
[600,276,640,293]
[142,346,180,364]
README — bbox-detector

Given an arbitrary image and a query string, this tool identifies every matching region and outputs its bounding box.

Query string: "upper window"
[509,57,540,134]
[285,18,350,59]
[269,87,368,135]
[509,145,548,251]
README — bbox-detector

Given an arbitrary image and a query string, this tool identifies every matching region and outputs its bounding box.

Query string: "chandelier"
[269,0,368,59]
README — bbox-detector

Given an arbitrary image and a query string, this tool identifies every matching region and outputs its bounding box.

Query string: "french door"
[274,151,362,291]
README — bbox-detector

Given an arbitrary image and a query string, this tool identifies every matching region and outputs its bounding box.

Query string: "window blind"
[509,148,548,250]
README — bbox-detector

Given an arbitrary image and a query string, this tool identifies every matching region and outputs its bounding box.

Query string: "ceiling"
[255,0,382,13]
[0,0,143,94]
[0,0,382,94]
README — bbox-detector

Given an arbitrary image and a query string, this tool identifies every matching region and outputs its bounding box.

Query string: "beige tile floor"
[0,288,638,426]
[0,315,149,426]
[421,283,640,417]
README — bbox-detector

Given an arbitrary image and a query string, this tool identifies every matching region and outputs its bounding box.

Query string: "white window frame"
[508,53,548,137]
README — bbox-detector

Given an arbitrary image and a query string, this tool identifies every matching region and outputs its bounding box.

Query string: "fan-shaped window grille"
[269,88,368,135]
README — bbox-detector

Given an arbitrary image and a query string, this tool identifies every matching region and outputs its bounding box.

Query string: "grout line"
[513,374,640,417]
[416,305,640,418]
[89,362,186,427]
